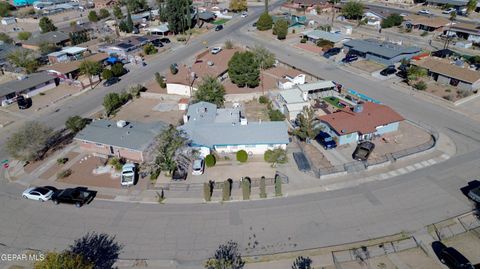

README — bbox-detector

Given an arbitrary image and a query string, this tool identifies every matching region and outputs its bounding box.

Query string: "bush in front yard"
[205,154,216,167]
[242,177,251,200]
[236,150,248,163]
[109,157,124,171]
[413,81,427,91]
[150,169,160,180]
[258,95,269,104]
[56,157,68,165]
[57,169,72,179]
[203,182,212,202]
[300,37,307,43]
[275,174,282,197]
[222,179,232,201]
[260,176,267,198]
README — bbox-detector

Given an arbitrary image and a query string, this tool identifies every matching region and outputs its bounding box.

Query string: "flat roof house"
[278,88,310,121]
[179,102,289,155]
[75,119,168,162]
[22,31,70,51]
[296,80,337,99]
[47,46,87,64]
[412,57,480,91]
[319,102,404,145]
[0,72,59,106]
[343,39,422,66]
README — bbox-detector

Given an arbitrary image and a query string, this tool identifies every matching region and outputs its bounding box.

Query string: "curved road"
[1,2,480,267]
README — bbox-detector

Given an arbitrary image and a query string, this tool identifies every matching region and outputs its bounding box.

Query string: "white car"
[192,159,205,175]
[442,8,456,14]
[121,163,136,186]
[210,47,222,54]
[22,187,54,202]
[241,12,248,18]
[418,9,431,15]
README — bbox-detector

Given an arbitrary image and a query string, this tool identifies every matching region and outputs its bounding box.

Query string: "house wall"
[437,74,452,85]
[458,81,473,91]
[320,121,400,145]
[337,132,359,145]
[166,83,197,97]
[467,34,480,43]
[365,52,417,66]
[471,80,480,90]
[22,79,58,98]
[374,122,400,135]
[214,144,287,155]
[79,141,144,162]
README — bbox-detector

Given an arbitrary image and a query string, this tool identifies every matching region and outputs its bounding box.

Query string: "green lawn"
[323,96,345,109]
[212,19,229,25]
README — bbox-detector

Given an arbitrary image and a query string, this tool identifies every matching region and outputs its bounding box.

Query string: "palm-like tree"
[79,60,103,87]
[467,0,478,15]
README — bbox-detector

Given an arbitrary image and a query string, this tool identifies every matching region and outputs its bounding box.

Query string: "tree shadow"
[69,232,123,269]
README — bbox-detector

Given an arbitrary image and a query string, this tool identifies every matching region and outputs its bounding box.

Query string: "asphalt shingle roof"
[302,30,345,43]
[0,72,56,97]
[23,31,70,46]
[344,39,421,59]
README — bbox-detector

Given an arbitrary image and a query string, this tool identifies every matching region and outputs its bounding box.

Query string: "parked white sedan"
[22,187,54,202]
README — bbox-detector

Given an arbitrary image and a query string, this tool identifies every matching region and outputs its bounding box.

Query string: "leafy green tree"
[317,24,332,32]
[69,232,122,269]
[126,9,134,33]
[7,49,39,74]
[69,30,89,45]
[0,33,14,44]
[99,8,110,19]
[149,125,189,175]
[342,1,364,20]
[269,109,285,121]
[34,252,93,269]
[381,13,403,28]
[0,1,14,17]
[113,5,123,19]
[229,0,247,12]
[205,154,216,167]
[228,51,260,88]
[38,42,59,55]
[155,72,166,88]
[467,0,477,14]
[413,81,427,91]
[39,17,57,33]
[17,31,32,41]
[256,12,273,31]
[65,116,88,133]
[123,0,147,12]
[80,60,103,86]
[236,150,248,162]
[294,106,321,141]
[205,241,245,269]
[118,20,129,32]
[102,69,114,80]
[264,148,287,165]
[166,0,193,34]
[194,76,226,107]
[7,121,53,162]
[407,65,427,82]
[273,18,288,40]
[88,10,99,22]
[316,39,334,49]
[111,63,125,76]
[252,45,275,69]
[143,43,158,55]
[292,256,313,269]
[103,93,121,116]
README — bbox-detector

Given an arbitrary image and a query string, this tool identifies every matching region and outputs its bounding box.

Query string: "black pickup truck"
[51,187,95,207]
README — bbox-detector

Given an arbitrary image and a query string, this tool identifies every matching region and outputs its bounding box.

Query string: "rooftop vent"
[116,120,127,128]
[353,104,363,113]
[207,61,214,66]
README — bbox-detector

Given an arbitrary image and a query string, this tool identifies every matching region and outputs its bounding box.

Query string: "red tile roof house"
[166,48,241,97]
[318,102,404,145]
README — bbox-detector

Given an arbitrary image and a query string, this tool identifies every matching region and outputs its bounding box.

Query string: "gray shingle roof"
[343,39,421,59]
[75,120,167,151]
[23,31,70,46]
[0,42,17,63]
[0,72,56,97]
[302,30,345,43]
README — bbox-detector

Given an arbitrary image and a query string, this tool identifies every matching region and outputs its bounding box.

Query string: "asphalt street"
[1,2,480,267]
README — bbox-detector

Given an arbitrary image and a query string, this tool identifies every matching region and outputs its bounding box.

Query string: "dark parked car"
[103,77,120,87]
[160,38,170,44]
[380,65,397,76]
[51,187,95,207]
[323,47,341,58]
[151,40,164,47]
[352,141,375,161]
[316,131,337,149]
[467,186,480,203]
[215,24,224,31]
[172,167,187,181]
[431,241,475,269]
[342,54,358,63]
[17,95,30,109]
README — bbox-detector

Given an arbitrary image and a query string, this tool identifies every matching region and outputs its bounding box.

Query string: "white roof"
[146,24,169,33]
[285,103,309,112]
[296,80,336,92]
[280,88,305,104]
[62,46,87,54]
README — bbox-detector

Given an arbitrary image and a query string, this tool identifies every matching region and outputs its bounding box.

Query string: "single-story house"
[75,119,167,162]
[302,30,347,45]
[0,42,21,67]
[1,17,16,25]
[445,23,480,43]
[198,11,216,23]
[47,46,87,64]
[273,14,307,28]
[93,0,118,8]
[278,88,310,121]
[22,31,70,50]
[412,57,480,91]
[40,53,108,79]
[403,15,450,32]
[319,102,404,145]
[426,0,479,12]
[343,39,422,66]
[0,72,59,106]
[145,24,170,36]
[278,74,306,90]
[98,36,159,57]
[296,80,337,99]
[179,102,289,155]
[166,48,241,96]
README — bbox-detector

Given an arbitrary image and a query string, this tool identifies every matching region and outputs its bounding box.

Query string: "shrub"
[224,39,234,49]
[264,148,288,165]
[109,157,124,171]
[111,63,125,77]
[443,94,454,101]
[268,109,286,121]
[57,169,72,179]
[150,169,160,180]
[457,89,473,98]
[205,154,216,167]
[176,35,187,42]
[300,37,307,43]
[242,177,251,200]
[143,43,158,55]
[292,29,296,34]
[128,84,144,98]
[413,81,427,91]
[236,150,248,163]
[56,157,68,165]
[102,69,113,80]
[381,13,403,29]
[203,182,212,202]
[275,175,282,196]
[260,176,267,198]
[258,95,269,104]
[222,179,231,201]
[256,12,273,31]
[316,39,334,49]
[154,72,166,88]
[420,31,428,37]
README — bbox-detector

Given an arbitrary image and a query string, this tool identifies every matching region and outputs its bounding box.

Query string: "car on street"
[51,187,95,207]
[103,77,120,87]
[341,54,358,63]
[418,9,431,15]
[442,8,456,14]
[17,95,30,109]
[172,167,187,181]
[316,131,337,149]
[467,186,480,203]
[121,163,136,186]
[323,47,341,58]
[352,141,375,161]
[210,47,222,54]
[380,65,397,76]
[431,241,475,269]
[215,24,223,31]
[192,159,205,175]
[241,12,248,17]
[22,187,54,202]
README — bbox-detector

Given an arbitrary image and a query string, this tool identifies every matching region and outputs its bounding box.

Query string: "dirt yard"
[302,143,332,168]
[350,60,385,73]
[39,151,79,180]
[421,79,477,102]
[113,98,184,125]
[239,100,270,122]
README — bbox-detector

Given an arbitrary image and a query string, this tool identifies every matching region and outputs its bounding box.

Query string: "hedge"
[203,182,212,202]
[275,175,282,197]
[242,177,251,200]
[260,176,267,198]
[222,179,232,201]
[236,150,248,163]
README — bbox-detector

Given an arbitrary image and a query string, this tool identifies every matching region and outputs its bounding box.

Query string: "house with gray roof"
[22,31,70,51]
[343,39,422,65]
[302,30,347,44]
[179,102,289,155]
[0,72,59,106]
[75,119,168,162]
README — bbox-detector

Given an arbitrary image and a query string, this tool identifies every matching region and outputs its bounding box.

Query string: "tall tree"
[228,51,260,88]
[229,0,247,12]
[35,252,93,269]
[204,241,245,269]
[147,125,189,175]
[256,12,273,31]
[194,76,226,107]
[123,0,147,13]
[341,1,364,20]
[294,106,322,141]
[0,1,14,17]
[252,46,275,69]
[99,8,110,19]
[467,0,477,14]
[113,5,123,19]
[65,116,88,133]
[39,17,57,33]
[166,0,193,34]
[273,18,288,40]
[88,10,99,22]
[264,0,269,12]
[7,121,53,162]
[7,49,39,74]
[69,232,122,269]
[126,8,134,33]
[79,60,103,87]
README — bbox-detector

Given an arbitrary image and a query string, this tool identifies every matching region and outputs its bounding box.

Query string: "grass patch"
[322,96,345,109]
[212,19,229,25]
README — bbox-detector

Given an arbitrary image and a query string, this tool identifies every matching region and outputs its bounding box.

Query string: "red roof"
[319,102,404,135]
